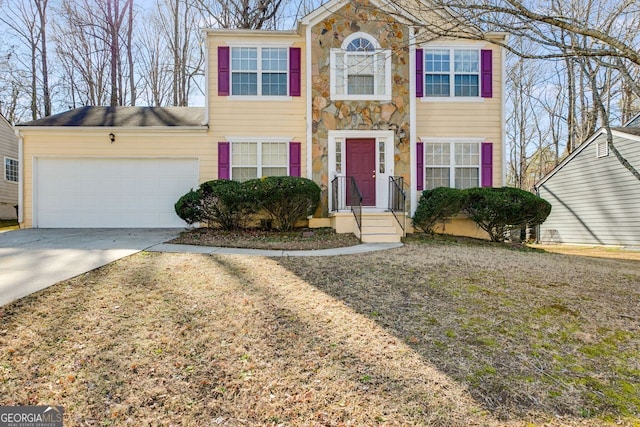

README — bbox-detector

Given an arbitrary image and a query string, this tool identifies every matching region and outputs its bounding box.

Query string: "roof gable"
[535,127,640,188]
[300,0,423,27]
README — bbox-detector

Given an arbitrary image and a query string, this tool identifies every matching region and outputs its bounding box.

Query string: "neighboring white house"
[0,113,18,220]
[536,116,640,246]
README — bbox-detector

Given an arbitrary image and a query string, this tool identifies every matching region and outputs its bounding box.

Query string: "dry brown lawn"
[1,237,639,426]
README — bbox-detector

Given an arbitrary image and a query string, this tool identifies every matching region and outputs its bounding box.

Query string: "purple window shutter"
[289,142,301,177]
[416,142,424,191]
[416,49,424,98]
[289,47,301,97]
[218,46,230,96]
[481,142,493,187]
[218,142,230,180]
[481,49,493,98]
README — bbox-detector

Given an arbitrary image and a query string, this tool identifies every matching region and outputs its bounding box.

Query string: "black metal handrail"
[331,176,347,212]
[389,176,406,234]
[330,175,363,241]
[349,176,363,241]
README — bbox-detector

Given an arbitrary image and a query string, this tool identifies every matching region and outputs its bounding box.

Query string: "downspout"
[409,26,417,216]
[15,129,23,226]
[501,35,509,187]
[305,24,313,181]
[202,30,210,126]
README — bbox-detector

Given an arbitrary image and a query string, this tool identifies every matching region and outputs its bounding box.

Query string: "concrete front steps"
[327,210,407,243]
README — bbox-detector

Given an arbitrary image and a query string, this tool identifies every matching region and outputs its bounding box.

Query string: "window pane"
[231,73,257,95]
[232,142,257,165]
[262,167,287,177]
[425,75,450,97]
[262,73,287,95]
[426,167,450,190]
[5,158,18,182]
[347,37,374,52]
[454,142,479,165]
[425,49,450,73]
[454,50,479,73]
[261,48,287,71]
[262,142,287,166]
[348,75,374,95]
[231,47,257,71]
[455,167,479,189]
[454,75,479,97]
[334,52,345,95]
[232,167,258,182]
[425,142,450,165]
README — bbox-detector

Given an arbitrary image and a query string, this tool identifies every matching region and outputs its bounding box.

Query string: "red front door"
[346,138,376,206]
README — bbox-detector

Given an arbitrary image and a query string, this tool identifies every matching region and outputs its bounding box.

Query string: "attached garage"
[15,106,211,229]
[34,158,198,228]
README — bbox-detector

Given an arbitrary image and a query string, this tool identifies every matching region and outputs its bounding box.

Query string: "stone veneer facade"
[310,0,411,214]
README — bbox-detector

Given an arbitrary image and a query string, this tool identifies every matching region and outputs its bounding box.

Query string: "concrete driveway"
[0,228,181,307]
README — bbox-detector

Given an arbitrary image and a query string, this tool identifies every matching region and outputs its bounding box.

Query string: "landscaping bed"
[169,227,360,250]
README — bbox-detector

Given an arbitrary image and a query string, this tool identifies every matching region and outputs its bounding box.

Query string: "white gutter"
[305,24,313,180]
[14,129,23,224]
[409,26,417,215]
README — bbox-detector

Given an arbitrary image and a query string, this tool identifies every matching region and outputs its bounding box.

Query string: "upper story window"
[231,47,288,96]
[425,49,479,97]
[418,46,492,100]
[4,157,18,183]
[330,33,391,101]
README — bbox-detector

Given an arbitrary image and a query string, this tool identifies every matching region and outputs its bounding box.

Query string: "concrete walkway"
[148,242,403,257]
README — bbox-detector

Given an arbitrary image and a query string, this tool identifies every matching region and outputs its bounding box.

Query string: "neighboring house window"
[331,33,391,100]
[425,142,480,189]
[231,47,288,96]
[231,141,288,181]
[4,157,18,183]
[417,47,492,99]
[596,139,609,158]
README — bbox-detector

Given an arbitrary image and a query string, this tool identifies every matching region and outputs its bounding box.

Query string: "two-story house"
[15,0,506,241]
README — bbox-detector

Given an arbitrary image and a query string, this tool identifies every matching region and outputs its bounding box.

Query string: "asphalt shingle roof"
[17,106,206,127]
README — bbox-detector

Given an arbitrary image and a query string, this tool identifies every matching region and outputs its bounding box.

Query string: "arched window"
[330,33,391,100]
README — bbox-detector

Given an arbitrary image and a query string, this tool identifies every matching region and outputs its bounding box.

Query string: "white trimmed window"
[231,141,287,181]
[596,139,609,158]
[330,33,391,100]
[425,141,480,189]
[425,48,480,97]
[231,47,288,96]
[4,157,18,183]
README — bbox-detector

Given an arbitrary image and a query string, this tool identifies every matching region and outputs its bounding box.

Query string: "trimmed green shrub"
[246,176,321,231]
[462,187,551,242]
[175,189,203,225]
[199,180,257,230]
[413,187,468,233]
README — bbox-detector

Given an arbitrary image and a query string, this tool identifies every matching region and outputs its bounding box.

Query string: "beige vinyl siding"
[207,33,307,178]
[416,43,504,186]
[0,116,19,208]
[19,128,210,228]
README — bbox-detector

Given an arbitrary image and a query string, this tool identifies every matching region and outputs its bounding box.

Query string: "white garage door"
[35,158,199,228]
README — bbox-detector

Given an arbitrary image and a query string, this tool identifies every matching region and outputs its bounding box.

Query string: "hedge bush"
[413,187,467,233]
[174,189,203,225]
[412,186,551,242]
[246,176,321,231]
[199,180,257,230]
[175,177,321,231]
[462,187,552,242]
